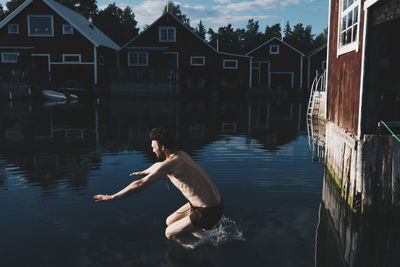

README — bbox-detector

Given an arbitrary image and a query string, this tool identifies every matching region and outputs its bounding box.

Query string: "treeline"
[0,0,327,53]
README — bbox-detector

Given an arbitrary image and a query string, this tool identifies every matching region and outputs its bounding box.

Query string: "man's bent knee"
[165,228,175,240]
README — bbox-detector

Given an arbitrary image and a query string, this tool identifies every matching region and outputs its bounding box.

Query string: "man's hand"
[93,194,114,202]
[129,171,146,176]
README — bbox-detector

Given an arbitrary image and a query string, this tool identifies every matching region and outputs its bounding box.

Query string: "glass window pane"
[191,57,204,65]
[346,29,352,44]
[130,53,138,64]
[354,6,358,23]
[348,0,353,6]
[342,32,346,46]
[343,15,347,30]
[139,53,147,65]
[343,0,348,10]
[29,16,52,35]
[348,10,353,26]
[161,29,167,40]
[168,29,174,40]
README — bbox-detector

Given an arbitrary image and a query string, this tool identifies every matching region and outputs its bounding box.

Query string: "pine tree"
[195,20,206,40]
[264,23,281,41]
[5,0,25,14]
[0,4,5,21]
[93,3,139,46]
[163,2,190,27]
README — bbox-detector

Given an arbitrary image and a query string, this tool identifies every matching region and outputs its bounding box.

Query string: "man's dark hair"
[149,128,176,151]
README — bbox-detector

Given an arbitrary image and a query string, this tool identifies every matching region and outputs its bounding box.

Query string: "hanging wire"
[380,120,400,143]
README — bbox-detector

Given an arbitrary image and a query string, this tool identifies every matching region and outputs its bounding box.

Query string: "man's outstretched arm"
[94,163,169,202]
[129,162,162,176]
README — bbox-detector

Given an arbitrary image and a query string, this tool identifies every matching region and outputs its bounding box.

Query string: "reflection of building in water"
[0,102,101,198]
[247,101,304,150]
[316,169,400,267]
[0,155,7,189]
[307,117,326,163]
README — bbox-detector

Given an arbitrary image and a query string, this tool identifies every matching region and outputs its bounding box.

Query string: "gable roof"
[307,43,327,58]
[246,37,305,57]
[0,0,119,50]
[119,12,250,58]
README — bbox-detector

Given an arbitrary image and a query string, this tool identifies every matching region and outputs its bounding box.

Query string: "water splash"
[187,216,245,249]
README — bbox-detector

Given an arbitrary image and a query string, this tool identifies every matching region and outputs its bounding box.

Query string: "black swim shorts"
[189,200,224,230]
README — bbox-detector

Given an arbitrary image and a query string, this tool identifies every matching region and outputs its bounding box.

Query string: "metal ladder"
[307,70,327,162]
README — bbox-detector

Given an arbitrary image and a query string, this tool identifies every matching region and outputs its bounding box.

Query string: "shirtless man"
[93,128,223,247]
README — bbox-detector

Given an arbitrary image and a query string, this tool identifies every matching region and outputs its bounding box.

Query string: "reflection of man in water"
[94,128,223,247]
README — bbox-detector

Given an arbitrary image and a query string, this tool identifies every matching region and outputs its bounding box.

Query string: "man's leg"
[165,215,202,248]
[166,202,191,226]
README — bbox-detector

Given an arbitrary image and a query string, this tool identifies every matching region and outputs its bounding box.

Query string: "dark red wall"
[327,0,365,136]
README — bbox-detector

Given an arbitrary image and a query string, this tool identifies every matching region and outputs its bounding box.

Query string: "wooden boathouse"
[246,37,305,94]
[325,0,400,214]
[306,44,327,90]
[0,0,119,98]
[116,12,251,98]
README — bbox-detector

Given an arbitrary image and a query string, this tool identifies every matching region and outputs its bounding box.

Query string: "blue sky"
[1,0,329,35]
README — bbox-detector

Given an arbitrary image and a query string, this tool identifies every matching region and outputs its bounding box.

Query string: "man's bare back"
[166,151,221,208]
[94,128,223,248]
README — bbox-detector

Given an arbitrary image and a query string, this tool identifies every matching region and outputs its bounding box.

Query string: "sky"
[0,0,329,35]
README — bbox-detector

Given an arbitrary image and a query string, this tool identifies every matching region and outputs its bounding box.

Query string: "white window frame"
[8,24,19,34]
[337,0,361,56]
[159,26,176,42]
[269,44,280,55]
[27,15,54,37]
[128,52,149,66]
[62,24,74,34]
[190,56,205,66]
[223,59,238,69]
[1,52,19,63]
[62,54,81,63]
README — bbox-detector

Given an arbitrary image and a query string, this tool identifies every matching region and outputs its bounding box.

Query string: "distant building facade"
[307,44,327,90]
[246,37,305,92]
[0,0,119,94]
[116,12,251,98]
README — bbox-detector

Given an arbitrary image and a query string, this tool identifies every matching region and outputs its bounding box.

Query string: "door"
[31,55,49,81]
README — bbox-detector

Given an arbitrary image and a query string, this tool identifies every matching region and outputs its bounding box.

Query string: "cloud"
[132,0,165,27]
[98,3,128,10]
[215,0,301,13]
[213,0,232,3]
[201,14,277,27]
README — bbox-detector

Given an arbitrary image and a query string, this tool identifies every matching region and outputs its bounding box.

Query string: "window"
[8,24,19,34]
[190,56,205,66]
[223,59,238,69]
[322,61,327,70]
[159,27,176,42]
[338,0,360,55]
[62,24,73,34]
[99,56,104,66]
[1,52,19,63]
[62,54,81,63]
[128,52,148,66]
[269,44,279,55]
[28,15,54,37]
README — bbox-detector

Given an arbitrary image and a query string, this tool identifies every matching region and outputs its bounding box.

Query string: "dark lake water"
[0,98,328,266]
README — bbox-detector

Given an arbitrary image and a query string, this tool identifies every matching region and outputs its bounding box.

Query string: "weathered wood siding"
[327,0,366,136]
